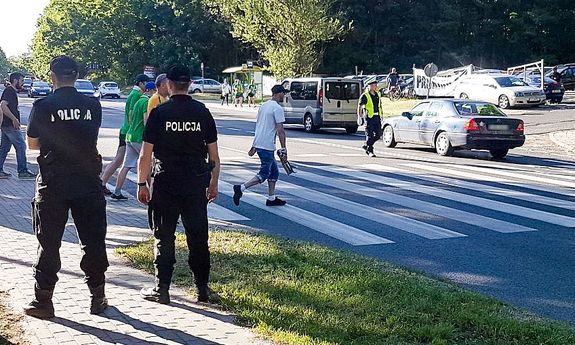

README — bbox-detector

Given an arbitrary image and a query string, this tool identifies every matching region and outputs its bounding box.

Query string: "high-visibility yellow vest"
[362,91,381,118]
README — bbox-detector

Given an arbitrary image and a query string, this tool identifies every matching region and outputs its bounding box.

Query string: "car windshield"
[454,102,506,117]
[495,76,528,87]
[75,81,94,89]
[33,82,49,87]
[529,76,556,84]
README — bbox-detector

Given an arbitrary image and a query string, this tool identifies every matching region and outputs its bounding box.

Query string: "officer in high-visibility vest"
[357,80,384,157]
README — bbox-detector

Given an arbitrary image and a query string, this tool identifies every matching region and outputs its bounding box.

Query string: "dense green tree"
[8,54,33,76]
[0,48,12,79]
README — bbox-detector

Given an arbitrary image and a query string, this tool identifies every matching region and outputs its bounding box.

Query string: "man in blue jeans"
[0,72,36,179]
[233,85,289,206]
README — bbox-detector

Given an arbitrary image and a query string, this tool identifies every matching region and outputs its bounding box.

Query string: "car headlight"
[515,92,524,97]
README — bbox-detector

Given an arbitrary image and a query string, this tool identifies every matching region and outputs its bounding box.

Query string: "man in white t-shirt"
[233,85,289,206]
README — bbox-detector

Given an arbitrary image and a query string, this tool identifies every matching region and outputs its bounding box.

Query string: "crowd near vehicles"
[280,77,362,134]
[519,75,565,103]
[74,79,96,96]
[95,81,121,99]
[452,74,545,109]
[187,78,222,94]
[382,100,525,159]
[28,81,52,98]
[545,63,575,90]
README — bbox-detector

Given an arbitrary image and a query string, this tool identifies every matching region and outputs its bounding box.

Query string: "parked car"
[453,74,545,108]
[74,79,95,96]
[280,77,362,134]
[20,77,33,93]
[546,64,575,90]
[96,81,121,99]
[187,78,221,94]
[518,75,565,103]
[28,81,52,98]
[382,99,525,159]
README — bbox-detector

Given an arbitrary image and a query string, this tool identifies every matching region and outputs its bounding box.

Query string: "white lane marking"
[368,163,575,211]
[226,170,465,240]
[293,154,328,158]
[334,153,365,157]
[252,161,537,234]
[452,164,575,189]
[316,164,575,228]
[227,128,241,131]
[218,180,393,246]
[125,171,249,221]
[220,145,248,154]
[220,156,248,161]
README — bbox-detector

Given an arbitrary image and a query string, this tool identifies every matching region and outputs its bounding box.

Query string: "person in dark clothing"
[386,67,400,90]
[0,72,36,179]
[551,67,562,83]
[137,64,220,304]
[23,56,109,319]
[358,80,383,157]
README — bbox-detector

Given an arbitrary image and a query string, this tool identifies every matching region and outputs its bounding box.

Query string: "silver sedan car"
[381,99,525,159]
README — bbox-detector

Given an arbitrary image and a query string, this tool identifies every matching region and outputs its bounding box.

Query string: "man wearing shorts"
[232,85,288,206]
[110,81,155,200]
[101,74,148,196]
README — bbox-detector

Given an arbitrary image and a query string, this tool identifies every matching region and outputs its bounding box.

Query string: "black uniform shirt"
[1,86,20,127]
[27,87,102,196]
[143,95,217,192]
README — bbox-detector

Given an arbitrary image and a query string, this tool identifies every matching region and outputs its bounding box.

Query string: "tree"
[206,0,349,77]
[8,54,33,76]
[0,47,12,79]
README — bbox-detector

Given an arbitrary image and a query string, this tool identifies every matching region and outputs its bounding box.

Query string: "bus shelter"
[222,65,264,99]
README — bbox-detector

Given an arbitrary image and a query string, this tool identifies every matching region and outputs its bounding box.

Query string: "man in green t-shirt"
[102,74,148,198]
[111,81,155,200]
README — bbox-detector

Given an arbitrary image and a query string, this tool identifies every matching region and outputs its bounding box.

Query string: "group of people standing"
[220,78,257,107]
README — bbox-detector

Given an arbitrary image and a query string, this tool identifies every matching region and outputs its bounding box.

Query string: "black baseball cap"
[167,64,191,82]
[134,74,149,85]
[271,85,290,94]
[50,55,79,76]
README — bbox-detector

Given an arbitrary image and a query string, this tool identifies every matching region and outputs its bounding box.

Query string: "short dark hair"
[9,72,24,83]
[170,80,190,92]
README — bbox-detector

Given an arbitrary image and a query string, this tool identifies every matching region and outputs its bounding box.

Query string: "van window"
[325,82,360,100]
[290,81,318,100]
[342,82,360,99]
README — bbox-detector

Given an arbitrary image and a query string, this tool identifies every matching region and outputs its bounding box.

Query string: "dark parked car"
[382,99,525,159]
[546,64,575,90]
[519,75,565,103]
[28,81,52,98]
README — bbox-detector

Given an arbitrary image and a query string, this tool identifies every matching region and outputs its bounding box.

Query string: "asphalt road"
[14,93,575,325]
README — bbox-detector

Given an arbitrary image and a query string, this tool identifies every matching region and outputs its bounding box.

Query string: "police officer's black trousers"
[32,191,108,290]
[365,115,383,150]
[148,188,210,288]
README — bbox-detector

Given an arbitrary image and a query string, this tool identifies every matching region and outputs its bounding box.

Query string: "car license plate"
[552,90,561,93]
[488,124,509,131]
[39,92,46,95]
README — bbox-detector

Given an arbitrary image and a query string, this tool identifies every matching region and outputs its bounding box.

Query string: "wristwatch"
[137,182,147,187]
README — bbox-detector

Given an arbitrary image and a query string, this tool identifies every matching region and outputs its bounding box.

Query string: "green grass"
[116,230,575,345]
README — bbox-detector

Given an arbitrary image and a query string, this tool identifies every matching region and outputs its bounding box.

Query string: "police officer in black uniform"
[24,56,109,318]
[137,64,220,304]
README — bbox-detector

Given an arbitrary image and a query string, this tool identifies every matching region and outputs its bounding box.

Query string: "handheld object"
[276,149,295,175]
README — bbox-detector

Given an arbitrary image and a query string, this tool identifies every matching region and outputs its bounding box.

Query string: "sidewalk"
[0,159,270,345]
[549,130,575,154]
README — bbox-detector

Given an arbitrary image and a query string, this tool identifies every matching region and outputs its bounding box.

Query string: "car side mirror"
[401,112,413,120]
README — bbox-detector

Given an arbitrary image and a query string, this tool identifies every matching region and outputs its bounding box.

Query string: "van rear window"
[325,82,360,100]
[290,82,318,100]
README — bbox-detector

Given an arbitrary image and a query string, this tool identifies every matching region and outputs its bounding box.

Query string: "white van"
[280,77,362,133]
[453,74,545,108]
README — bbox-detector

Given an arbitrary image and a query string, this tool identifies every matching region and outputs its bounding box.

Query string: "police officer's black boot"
[89,284,108,315]
[140,284,170,304]
[23,286,55,319]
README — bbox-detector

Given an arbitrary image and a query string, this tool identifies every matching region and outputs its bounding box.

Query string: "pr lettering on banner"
[413,65,474,97]
[165,121,202,132]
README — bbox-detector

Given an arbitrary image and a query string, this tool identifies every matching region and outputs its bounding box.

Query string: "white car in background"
[187,78,221,94]
[96,81,121,99]
[453,74,545,109]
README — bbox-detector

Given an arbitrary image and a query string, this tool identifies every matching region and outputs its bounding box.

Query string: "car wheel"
[303,114,317,133]
[435,132,453,156]
[193,89,202,94]
[490,149,509,160]
[383,125,397,148]
[459,93,469,99]
[345,125,358,134]
[498,95,510,109]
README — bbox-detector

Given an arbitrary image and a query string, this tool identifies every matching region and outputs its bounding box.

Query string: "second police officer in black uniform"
[137,64,220,304]
[23,56,109,318]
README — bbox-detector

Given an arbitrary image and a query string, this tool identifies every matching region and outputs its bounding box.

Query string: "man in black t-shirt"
[0,72,36,179]
[137,64,220,304]
[23,56,109,319]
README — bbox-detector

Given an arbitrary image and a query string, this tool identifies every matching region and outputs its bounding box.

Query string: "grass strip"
[116,230,575,345]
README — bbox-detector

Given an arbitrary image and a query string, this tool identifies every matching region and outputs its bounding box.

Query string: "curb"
[548,130,575,154]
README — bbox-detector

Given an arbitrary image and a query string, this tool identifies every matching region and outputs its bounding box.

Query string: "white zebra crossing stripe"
[403,163,575,199]
[366,163,575,211]
[218,180,394,246]
[321,164,575,228]
[451,164,575,189]
[285,164,537,234]
[225,170,466,240]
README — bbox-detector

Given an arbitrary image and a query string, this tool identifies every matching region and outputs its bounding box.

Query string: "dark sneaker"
[368,152,376,158]
[102,187,112,196]
[233,185,243,206]
[140,286,170,304]
[0,171,10,179]
[23,299,55,319]
[89,284,108,315]
[18,170,37,180]
[196,285,220,303]
[110,193,128,201]
[266,197,286,206]
[362,144,368,151]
